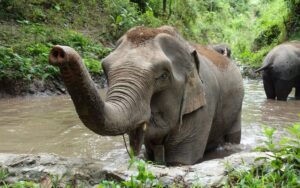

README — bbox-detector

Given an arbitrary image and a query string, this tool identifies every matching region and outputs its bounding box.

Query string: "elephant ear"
[180,50,206,118]
[155,33,206,124]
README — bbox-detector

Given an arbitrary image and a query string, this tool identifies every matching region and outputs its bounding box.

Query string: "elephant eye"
[157,72,169,80]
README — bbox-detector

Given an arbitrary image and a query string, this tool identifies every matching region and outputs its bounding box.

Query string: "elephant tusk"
[143,123,147,131]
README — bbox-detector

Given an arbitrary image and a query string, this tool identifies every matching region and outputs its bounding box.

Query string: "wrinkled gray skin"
[255,41,300,101]
[49,26,244,165]
[208,44,231,58]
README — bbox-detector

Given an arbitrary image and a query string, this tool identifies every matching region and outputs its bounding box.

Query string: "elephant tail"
[254,63,271,73]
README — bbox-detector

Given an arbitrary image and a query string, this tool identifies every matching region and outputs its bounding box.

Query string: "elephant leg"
[263,73,275,99]
[144,141,154,161]
[275,80,293,101]
[165,113,213,165]
[224,110,241,144]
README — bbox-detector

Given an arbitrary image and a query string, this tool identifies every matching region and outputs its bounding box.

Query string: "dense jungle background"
[0,0,300,93]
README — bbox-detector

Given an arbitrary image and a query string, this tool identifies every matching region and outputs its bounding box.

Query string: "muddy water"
[0,80,299,162]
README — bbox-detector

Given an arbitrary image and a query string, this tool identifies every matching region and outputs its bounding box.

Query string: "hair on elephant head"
[255,41,300,101]
[49,25,244,165]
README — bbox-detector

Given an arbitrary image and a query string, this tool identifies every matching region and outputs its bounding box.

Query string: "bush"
[98,159,162,188]
[0,22,111,80]
[226,123,300,187]
[0,46,33,80]
[1,0,299,73]
[252,25,281,52]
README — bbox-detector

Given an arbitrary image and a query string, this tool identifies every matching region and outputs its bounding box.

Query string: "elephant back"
[270,43,300,80]
[193,44,231,71]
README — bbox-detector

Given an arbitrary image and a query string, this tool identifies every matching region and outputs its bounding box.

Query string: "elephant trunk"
[49,45,150,136]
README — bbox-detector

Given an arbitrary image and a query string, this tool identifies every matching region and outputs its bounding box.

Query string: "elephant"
[255,41,300,101]
[49,26,244,165]
[207,44,231,58]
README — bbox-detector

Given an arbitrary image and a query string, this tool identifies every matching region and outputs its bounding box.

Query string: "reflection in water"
[0,80,299,162]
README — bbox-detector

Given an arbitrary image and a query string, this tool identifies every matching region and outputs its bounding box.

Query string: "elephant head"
[208,44,231,58]
[49,26,206,157]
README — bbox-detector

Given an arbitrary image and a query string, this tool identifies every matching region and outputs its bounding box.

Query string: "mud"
[0,74,107,98]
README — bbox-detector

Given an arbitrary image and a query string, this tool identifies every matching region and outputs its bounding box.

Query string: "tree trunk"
[163,0,167,13]
[130,0,147,13]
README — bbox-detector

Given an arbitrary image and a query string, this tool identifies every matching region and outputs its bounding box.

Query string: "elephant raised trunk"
[49,45,150,136]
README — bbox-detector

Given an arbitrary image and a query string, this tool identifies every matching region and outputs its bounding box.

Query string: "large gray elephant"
[255,41,300,101]
[49,26,244,165]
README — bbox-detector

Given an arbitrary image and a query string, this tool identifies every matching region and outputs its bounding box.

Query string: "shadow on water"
[0,79,299,162]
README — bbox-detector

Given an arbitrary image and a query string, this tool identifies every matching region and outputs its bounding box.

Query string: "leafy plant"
[0,21,111,81]
[0,46,32,80]
[226,122,300,187]
[83,58,102,73]
[98,149,163,188]
[0,168,9,187]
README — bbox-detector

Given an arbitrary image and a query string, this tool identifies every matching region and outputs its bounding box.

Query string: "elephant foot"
[267,97,275,100]
[224,130,241,144]
[166,161,184,166]
[276,97,287,101]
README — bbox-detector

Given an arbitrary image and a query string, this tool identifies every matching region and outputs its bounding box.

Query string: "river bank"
[0,152,268,187]
[0,65,260,98]
[0,74,107,98]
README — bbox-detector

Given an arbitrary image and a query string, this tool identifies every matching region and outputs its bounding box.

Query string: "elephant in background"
[255,41,300,101]
[207,44,231,58]
[49,26,244,165]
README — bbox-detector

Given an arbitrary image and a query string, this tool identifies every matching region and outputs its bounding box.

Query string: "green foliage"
[0,168,9,187]
[122,160,160,187]
[103,0,199,40]
[284,0,300,37]
[0,46,33,80]
[0,22,111,80]
[0,168,40,188]
[0,0,104,27]
[105,0,141,38]
[0,0,113,81]
[98,150,163,188]
[226,122,300,187]
[1,0,298,81]
[83,58,102,74]
[252,25,281,52]
[104,0,164,39]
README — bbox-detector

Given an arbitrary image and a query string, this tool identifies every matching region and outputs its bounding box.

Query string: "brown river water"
[0,79,299,162]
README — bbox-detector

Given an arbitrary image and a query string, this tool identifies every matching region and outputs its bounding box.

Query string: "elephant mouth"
[129,123,147,156]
